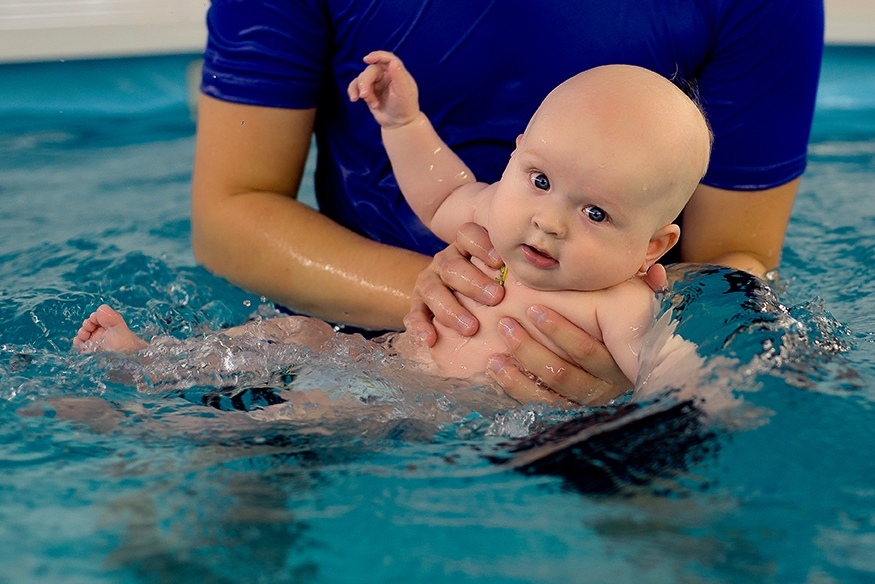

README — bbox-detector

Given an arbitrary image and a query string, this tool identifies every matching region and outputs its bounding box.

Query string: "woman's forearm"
[192,190,428,329]
[679,180,800,276]
[191,95,428,330]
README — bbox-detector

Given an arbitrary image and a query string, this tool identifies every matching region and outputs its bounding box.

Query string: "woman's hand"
[487,265,670,407]
[403,223,505,345]
[486,309,633,406]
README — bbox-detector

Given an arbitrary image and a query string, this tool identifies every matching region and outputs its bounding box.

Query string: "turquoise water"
[1,49,874,583]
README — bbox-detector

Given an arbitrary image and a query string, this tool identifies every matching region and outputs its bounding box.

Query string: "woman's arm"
[191,94,429,330]
[680,180,800,275]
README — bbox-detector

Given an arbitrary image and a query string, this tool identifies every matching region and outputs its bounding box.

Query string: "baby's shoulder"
[593,277,659,324]
[602,276,655,300]
[551,276,653,308]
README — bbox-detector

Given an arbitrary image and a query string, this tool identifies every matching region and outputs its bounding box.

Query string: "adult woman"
[191,0,824,404]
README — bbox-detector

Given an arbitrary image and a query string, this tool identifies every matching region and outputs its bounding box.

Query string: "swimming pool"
[1,48,874,583]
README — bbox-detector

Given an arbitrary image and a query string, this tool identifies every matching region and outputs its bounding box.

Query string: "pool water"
[1,48,874,583]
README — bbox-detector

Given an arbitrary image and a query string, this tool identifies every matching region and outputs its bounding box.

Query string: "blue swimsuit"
[202,0,824,256]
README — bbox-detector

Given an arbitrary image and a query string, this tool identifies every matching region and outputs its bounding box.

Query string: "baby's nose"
[532,208,566,238]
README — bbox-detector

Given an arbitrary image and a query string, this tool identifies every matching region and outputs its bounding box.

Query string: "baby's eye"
[584,205,607,223]
[531,173,550,190]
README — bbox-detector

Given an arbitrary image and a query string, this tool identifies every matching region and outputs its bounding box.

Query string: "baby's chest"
[459,282,604,356]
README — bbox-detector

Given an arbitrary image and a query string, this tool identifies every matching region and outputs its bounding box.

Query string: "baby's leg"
[73,304,148,354]
[223,314,338,350]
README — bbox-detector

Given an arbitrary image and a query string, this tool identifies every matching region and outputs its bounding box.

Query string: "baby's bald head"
[524,64,712,229]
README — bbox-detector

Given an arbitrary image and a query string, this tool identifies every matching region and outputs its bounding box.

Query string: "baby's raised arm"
[348,51,488,241]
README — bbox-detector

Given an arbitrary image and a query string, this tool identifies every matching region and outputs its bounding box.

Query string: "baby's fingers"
[347,64,383,102]
[362,50,402,66]
[486,354,572,407]
[347,75,363,101]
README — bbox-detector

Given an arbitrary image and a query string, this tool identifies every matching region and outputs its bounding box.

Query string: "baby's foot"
[73,304,148,354]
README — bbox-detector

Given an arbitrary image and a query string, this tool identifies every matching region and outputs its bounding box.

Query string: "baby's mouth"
[521,244,559,269]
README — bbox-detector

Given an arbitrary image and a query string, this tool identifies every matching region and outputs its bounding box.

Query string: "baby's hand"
[348,50,420,129]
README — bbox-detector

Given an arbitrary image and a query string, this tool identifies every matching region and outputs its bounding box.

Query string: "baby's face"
[487,112,673,292]
[486,64,710,292]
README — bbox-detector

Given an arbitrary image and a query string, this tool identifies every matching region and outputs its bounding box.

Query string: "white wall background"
[0,0,871,63]
[825,0,875,44]
[0,0,208,62]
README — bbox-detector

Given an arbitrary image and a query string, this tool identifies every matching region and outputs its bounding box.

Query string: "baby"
[348,53,711,390]
[74,54,711,406]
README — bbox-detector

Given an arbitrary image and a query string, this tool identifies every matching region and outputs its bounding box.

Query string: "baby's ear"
[639,224,680,273]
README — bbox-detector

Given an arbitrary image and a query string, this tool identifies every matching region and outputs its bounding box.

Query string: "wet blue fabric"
[202,0,824,256]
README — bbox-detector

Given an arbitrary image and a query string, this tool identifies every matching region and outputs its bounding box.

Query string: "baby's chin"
[508,263,623,292]
[506,264,576,291]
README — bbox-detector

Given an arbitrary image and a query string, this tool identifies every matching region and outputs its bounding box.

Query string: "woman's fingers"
[401,293,437,346]
[456,222,504,269]
[486,354,573,407]
[407,223,505,337]
[402,298,437,346]
[436,223,505,307]
[496,313,631,406]
[643,262,668,292]
[412,255,479,335]
[526,306,632,391]
[438,247,504,307]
